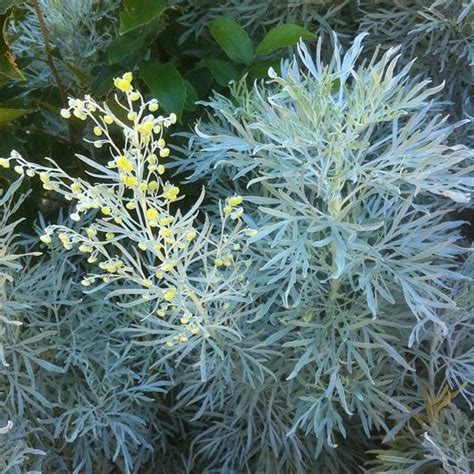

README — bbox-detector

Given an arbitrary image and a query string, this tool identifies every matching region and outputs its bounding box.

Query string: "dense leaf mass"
[0,1,472,473]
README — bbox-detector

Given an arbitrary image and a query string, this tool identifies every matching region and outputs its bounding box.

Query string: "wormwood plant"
[172,32,474,469]
[8,0,120,93]
[357,0,473,127]
[0,34,472,473]
[0,179,45,472]
[0,208,185,472]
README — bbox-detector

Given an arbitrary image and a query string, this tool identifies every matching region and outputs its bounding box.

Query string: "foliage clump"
[0,2,472,473]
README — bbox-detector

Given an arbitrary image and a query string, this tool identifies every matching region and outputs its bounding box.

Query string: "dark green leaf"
[248,60,281,79]
[119,0,166,35]
[108,32,145,64]
[255,24,315,57]
[183,80,198,112]
[208,17,254,65]
[65,62,92,84]
[198,59,239,87]
[0,107,31,125]
[139,62,186,116]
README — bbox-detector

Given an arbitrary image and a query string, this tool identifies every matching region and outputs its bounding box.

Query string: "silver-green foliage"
[172,32,473,470]
[8,0,120,92]
[0,24,473,474]
[0,206,182,473]
[357,0,473,125]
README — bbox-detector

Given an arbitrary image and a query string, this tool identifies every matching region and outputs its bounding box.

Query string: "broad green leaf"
[108,32,145,64]
[0,107,31,125]
[198,59,239,87]
[208,17,254,65]
[139,62,186,116]
[119,0,166,35]
[255,24,315,56]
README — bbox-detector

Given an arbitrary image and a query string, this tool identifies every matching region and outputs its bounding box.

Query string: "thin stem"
[31,0,81,156]
[31,0,68,108]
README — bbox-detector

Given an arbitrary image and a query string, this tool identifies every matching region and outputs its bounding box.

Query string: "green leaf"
[183,80,198,112]
[108,32,145,64]
[0,107,31,125]
[119,0,166,35]
[248,60,281,79]
[65,62,92,84]
[208,17,254,65]
[255,24,315,57]
[198,59,239,87]
[139,62,186,116]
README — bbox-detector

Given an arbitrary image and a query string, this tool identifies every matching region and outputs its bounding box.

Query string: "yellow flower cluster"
[8,75,256,350]
[113,72,133,93]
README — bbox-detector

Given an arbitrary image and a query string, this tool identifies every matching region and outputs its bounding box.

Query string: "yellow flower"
[103,114,114,124]
[70,182,81,194]
[179,335,188,343]
[186,231,196,242]
[60,109,71,119]
[116,155,134,173]
[130,91,140,101]
[148,180,159,192]
[0,158,10,168]
[228,195,243,207]
[159,148,170,158]
[40,234,51,244]
[163,185,180,202]
[147,153,157,164]
[114,76,133,93]
[157,164,165,175]
[159,227,173,238]
[122,175,138,188]
[148,101,159,112]
[146,208,159,221]
[93,126,102,137]
[137,121,154,134]
[106,232,115,241]
[159,216,173,226]
[101,206,111,216]
[163,287,177,302]
[126,202,136,210]
[142,279,153,288]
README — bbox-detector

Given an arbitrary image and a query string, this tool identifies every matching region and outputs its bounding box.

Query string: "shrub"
[0,17,472,474]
